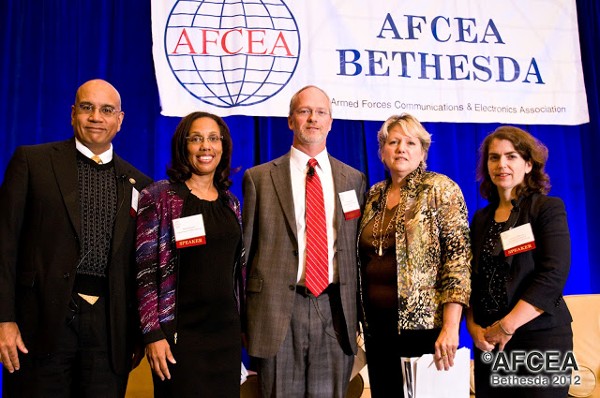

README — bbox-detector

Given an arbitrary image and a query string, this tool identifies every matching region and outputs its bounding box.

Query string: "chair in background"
[240,373,259,398]
[127,358,365,397]
[564,294,600,398]
[125,356,153,398]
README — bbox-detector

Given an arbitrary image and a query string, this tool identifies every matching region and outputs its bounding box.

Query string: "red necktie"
[305,158,329,296]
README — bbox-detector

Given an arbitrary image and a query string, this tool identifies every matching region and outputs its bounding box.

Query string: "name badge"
[130,187,139,217]
[173,214,206,248]
[500,223,536,257]
[339,190,361,220]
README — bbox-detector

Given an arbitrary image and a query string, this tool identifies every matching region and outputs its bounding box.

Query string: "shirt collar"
[290,146,330,173]
[75,138,114,163]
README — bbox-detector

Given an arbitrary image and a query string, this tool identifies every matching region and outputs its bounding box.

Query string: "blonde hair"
[377,113,431,167]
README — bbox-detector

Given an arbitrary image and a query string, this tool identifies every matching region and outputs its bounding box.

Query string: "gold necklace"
[371,187,401,256]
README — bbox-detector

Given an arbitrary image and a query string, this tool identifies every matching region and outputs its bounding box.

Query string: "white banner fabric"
[152,0,589,125]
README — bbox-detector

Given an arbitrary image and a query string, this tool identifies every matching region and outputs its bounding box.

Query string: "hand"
[484,321,513,351]
[434,326,459,371]
[0,322,29,373]
[145,339,176,381]
[467,322,495,352]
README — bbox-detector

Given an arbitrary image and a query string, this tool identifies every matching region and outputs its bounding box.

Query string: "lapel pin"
[129,178,136,185]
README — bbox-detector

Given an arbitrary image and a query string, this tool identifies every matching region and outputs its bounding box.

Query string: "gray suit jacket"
[242,152,366,358]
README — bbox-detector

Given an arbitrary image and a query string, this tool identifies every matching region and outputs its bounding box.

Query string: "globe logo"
[164,0,300,108]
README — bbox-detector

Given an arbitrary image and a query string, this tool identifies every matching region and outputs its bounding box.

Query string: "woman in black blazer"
[467,126,573,398]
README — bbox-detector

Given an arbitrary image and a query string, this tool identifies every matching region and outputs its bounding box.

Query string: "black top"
[472,219,510,326]
[359,204,398,311]
[168,192,241,397]
[178,192,240,335]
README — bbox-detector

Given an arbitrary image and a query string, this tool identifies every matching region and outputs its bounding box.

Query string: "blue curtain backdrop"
[0,1,598,388]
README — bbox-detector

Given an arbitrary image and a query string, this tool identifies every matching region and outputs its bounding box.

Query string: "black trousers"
[2,293,128,398]
[364,307,439,398]
[473,324,573,398]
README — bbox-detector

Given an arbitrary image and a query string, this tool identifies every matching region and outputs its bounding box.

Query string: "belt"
[295,283,338,297]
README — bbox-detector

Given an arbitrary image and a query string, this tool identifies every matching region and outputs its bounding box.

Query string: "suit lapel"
[110,155,134,260]
[51,144,138,276]
[330,156,347,235]
[475,200,526,272]
[270,154,298,242]
[52,140,81,239]
[497,196,530,268]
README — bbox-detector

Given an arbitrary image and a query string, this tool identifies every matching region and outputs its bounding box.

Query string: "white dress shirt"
[75,139,114,163]
[289,146,338,285]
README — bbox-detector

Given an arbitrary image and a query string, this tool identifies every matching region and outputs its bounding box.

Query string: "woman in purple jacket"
[135,111,245,398]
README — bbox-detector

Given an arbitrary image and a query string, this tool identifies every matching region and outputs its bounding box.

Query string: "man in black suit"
[0,79,152,397]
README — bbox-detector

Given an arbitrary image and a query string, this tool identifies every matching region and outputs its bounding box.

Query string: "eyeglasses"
[186,135,223,145]
[76,102,121,117]
[294,108,330,118]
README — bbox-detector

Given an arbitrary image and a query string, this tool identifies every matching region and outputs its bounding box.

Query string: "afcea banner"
[152,0,589,125]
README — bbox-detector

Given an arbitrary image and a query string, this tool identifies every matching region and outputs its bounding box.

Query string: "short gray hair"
[288,85,332,117]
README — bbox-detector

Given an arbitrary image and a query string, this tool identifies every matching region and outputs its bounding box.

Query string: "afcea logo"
[481,350,581,388]
[164,0,300,108]
[481,350,578,373]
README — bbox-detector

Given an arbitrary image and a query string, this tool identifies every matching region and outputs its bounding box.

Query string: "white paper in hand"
[402,347,471,398]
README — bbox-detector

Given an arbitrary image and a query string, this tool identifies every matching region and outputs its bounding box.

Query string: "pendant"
[378,246,383,256]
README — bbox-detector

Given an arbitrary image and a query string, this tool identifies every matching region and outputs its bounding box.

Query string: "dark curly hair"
[166,111,233,191]
[477,125,550,203]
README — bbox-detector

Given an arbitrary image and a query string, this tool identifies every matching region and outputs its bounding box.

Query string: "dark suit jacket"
[242,152,366,358]
[0,138,152,375]
[470,193,572,331]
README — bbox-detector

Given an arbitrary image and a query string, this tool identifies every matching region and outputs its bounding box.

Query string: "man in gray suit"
[243,85,366,397]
